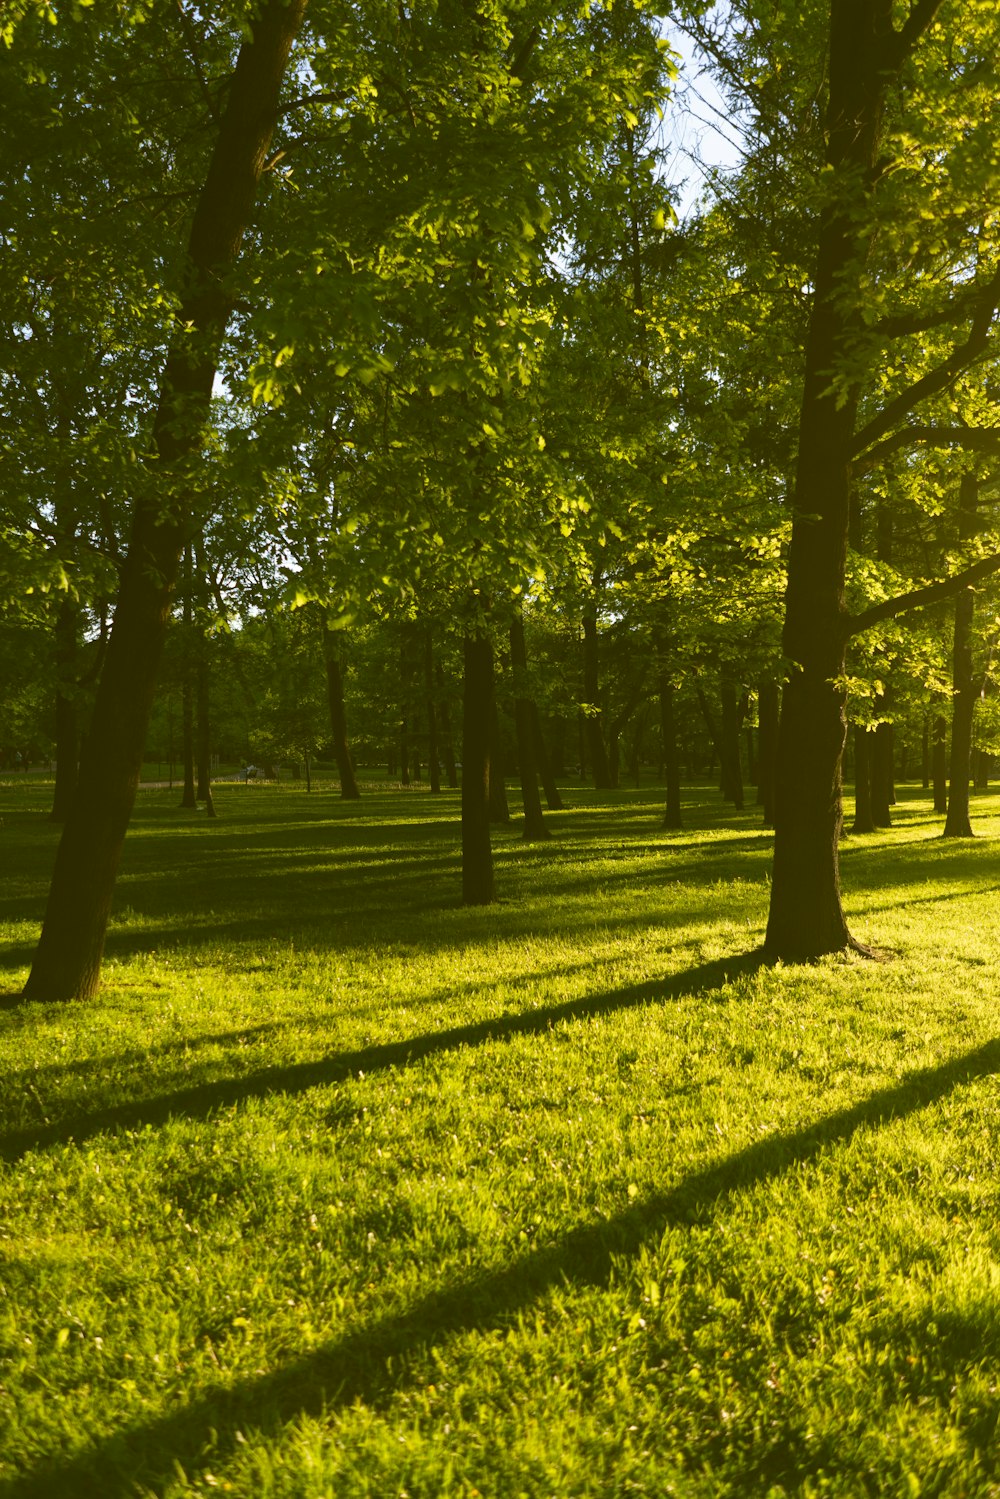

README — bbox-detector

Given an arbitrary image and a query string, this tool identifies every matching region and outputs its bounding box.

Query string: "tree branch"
[845,551,1000,638]
[852,424,1000,474]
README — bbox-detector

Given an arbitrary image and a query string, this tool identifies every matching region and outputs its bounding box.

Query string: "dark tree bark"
[921,719,930,788]
[581,599,614,789]
[757,680,779,829]
[944,474,979,837]
[50,595,80,823]
[462,629,494,905]
[22,0,307,1002]
[659,674,682,829]
[322,625,361,799]
[509,612,549,840]
[932,714,948,814]
[424,628,441,794]
[764,0,944,960]
[852,728,875,833]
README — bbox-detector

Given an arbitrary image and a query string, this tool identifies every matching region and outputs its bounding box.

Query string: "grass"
[2,776,1000,1497]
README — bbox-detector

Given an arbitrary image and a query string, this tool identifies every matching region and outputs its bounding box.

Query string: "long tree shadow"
[5,1032,999,1499]
[0,951,762,1162]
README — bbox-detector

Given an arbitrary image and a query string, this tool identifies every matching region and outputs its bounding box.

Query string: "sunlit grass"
[2,778,1000,1496]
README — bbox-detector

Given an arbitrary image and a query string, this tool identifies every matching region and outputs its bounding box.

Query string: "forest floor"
[2,778,1000,1497]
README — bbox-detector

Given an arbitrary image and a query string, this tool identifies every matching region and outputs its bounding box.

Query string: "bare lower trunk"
[932,714,948,814]
[196,649,216,819]
[581,605,613,789]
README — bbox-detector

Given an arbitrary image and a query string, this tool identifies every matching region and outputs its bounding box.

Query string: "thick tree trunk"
[462,629,494,905]
[757,679,779,829]
[510,612,549,840]
[22,0,307,1002]
[932,714,948,814]
[764,0,909,960]
[50,594,80,823]
[581,604,614,789]
[852,728,875,833]
[322,627,361,799]
[659,674,682,829]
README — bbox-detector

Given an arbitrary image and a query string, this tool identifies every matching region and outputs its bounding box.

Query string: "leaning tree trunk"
[322,625,361,799]
[462,628,494,905]
[659,674,682,829]
[22,0,307,1003]
[944,474,979,837]
[509,611,549,840]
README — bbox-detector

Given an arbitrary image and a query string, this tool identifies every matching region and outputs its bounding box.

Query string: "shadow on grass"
[0,952,762,1162]
[5,1030,1000,1499]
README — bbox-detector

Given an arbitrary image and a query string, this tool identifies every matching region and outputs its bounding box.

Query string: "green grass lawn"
[2,777,1000,1497]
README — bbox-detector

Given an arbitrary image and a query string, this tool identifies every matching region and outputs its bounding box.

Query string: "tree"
[22,0,307,1001]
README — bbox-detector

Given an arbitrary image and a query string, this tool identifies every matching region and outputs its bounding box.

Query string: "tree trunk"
[921,719,930,789]
[659,675,682,829]
[510,612,549,840]
[764,0,910,960]
[852,727,875,833]
[50,594,80,823]
[322,627,361,799]
[720,682,744,810]
[462,629,494,905]
[757,679,779,829]
[22,0,307,1002]
[932,714,948,814]
[581,603,614,789]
